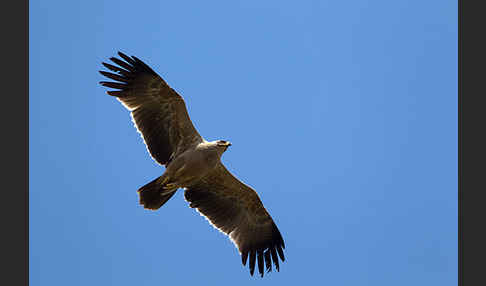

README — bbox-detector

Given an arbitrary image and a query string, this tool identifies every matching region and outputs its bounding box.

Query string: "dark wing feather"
[99,52,202,165]
[184,163,285,277]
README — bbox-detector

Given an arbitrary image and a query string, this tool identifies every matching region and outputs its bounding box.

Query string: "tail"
[137,176,177,210]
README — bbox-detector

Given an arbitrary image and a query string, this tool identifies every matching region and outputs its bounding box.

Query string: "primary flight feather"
[99,52,285,277]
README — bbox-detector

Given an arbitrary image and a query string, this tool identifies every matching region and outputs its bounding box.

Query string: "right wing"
[184,163,285,277]
[99,52,203,166]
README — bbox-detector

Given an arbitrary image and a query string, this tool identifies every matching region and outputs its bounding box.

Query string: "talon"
[164,183,177,189]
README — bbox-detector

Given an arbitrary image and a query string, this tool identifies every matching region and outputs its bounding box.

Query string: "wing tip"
[239,230,286,277]
[99,52,156,95]
[102,52,158,78]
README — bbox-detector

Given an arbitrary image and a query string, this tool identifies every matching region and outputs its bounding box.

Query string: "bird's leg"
[157,173,178,194]
[163,183,178,190]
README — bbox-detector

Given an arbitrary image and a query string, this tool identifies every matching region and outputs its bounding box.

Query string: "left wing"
[99,52,203,166]
[184,163,285,277]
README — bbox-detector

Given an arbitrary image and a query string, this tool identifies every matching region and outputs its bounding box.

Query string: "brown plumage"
[99,52,285,277]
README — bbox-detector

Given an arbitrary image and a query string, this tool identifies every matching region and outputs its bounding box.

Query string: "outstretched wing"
[99,52,202,166]
[184,163,285,277]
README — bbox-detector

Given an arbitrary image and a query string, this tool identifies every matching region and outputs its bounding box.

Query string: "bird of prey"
[99,52,285,277]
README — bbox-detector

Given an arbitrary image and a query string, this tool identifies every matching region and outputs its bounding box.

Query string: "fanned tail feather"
[137,176,177,210]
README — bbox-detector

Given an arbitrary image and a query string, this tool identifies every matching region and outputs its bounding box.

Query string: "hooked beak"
[226,142,232,147]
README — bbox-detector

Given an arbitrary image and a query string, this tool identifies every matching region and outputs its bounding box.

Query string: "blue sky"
[30,0,457,285]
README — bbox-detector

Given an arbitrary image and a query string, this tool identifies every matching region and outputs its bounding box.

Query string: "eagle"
[99,52,285,277]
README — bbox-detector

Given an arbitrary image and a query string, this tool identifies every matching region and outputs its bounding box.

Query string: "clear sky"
[30,0,457,285]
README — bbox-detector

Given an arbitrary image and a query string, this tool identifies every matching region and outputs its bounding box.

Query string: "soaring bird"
[99,52,285,277]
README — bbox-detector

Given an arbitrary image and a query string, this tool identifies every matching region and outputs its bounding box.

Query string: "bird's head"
[216,140,232,153]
